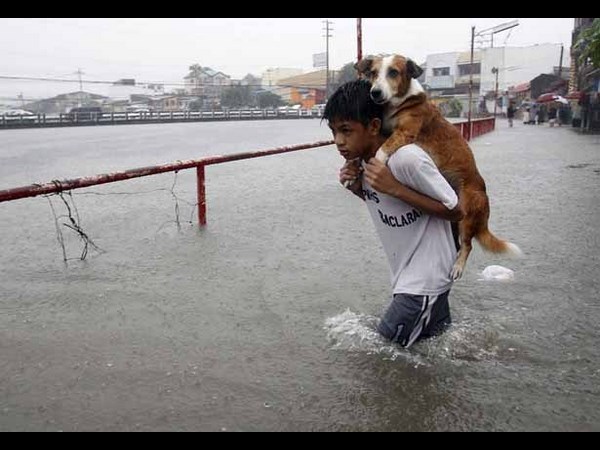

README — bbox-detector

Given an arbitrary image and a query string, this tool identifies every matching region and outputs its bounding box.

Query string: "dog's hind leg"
[451,220,475,281]
[451,188,489,280]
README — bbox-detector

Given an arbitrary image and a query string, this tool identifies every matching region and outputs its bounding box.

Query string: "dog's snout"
[371,88,383,101]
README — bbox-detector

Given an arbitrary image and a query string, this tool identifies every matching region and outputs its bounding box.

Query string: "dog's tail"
[475,228,522,257]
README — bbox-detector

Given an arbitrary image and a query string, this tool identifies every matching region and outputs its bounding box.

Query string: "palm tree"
[188,64,203,78]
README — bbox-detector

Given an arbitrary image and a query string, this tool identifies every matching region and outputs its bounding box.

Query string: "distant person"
[324,80,463,348]
[507,102,516,128]
[531,104,539,125]
[558,105,570,127]
[572,103,582,128]
[548,106,558,127]
[523,107,531,125]
[538,104,547,124]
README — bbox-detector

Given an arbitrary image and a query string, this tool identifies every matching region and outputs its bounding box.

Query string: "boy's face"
[328,118,381,161]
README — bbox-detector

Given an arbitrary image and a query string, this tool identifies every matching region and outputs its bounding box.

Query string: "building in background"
[423,44,568,116]
[275,69,337,108]
[184,66,232,109]
[23,91,108,115]
[261,68,304,92]
[570,18,600,132]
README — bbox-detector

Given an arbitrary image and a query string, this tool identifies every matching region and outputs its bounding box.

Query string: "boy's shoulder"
[388,143,431,169]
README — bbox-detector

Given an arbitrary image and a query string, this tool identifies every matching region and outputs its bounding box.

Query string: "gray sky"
[0,18,574,103]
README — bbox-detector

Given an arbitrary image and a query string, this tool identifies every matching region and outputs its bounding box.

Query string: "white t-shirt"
[361,144,458,296]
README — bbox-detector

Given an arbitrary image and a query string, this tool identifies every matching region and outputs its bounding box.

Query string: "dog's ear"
[407,59,424,79]
[354,56,374,76]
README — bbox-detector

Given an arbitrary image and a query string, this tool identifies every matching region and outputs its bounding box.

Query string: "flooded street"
[1,119,599,431]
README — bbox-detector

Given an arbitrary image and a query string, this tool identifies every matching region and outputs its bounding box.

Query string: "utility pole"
[558,44,564,79]
[322,20,333,99]
[467,26,475,141]
[75,68,85,107]
[357,18,362,63]
[467,21,518,138]
[492,67,499,117]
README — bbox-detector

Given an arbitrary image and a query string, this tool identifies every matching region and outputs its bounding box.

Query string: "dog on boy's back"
[355,54,521,280]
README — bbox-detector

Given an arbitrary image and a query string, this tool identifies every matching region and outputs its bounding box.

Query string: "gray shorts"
[377,290,452,348]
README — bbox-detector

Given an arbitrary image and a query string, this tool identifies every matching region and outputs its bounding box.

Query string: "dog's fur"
[356,54,520,279]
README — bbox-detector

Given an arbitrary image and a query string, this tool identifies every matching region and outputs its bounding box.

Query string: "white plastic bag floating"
[480,265,514,281]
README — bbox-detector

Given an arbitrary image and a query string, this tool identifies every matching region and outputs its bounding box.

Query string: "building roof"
[509,82,531,93]
[52,91,107,101]
[184,67,229,80]
[276,70,338,89]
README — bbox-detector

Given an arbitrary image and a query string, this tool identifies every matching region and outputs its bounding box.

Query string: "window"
[433,67,450,76]
[458,63,481,76]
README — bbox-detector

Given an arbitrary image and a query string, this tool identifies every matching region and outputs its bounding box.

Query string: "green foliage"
[330,62,359,92]
[575,18,600,68]
[257,91,285,108]
[188,100,203,111]
[220,85,253,108]
[440,98,463,117]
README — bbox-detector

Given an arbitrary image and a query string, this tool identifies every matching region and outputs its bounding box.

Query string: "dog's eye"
[388,69,399,78]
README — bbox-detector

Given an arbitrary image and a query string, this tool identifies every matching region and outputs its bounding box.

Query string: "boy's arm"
[363,157,463,221]
[339,160,365,200]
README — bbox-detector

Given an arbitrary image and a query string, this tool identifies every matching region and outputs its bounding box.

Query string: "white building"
[107,79,164,102]
[184,67,232,109]
[424,52,460,90]
[479,43,569,97]
[424,43,569,116]
[261,68,303,90]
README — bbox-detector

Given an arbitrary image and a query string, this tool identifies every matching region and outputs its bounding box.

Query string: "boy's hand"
[339,158,362,189]
[364,158,401,196]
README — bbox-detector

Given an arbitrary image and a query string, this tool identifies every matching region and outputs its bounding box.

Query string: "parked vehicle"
[2,109,36,122]
[67,106,103,122]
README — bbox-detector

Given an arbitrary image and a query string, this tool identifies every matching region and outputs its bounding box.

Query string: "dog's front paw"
[343,177,358,189]
[375,148,390,164]
[451,262,464,281]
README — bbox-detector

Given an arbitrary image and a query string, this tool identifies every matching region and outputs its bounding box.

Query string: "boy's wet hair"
[323,79,384,127]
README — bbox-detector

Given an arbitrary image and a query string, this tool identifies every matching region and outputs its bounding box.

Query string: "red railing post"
[197,164,206,226]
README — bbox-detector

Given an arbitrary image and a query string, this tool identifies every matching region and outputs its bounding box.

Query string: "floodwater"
[1,119,599,431]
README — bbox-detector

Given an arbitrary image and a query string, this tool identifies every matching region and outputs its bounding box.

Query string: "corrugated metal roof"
[277,70,335,89]
[509,82,531,93]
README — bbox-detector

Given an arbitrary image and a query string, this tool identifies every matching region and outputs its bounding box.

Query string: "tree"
[188,64,203,77]
[188,100,203,111]
[257,91,285,108]
[575,18,600,68]
[439,98,463,118]
[241,74,262,106]
[241,73,261,88]
[330,62,359,92]
[220,85,252,108]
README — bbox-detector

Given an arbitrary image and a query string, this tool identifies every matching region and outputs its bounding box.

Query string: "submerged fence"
[0,141,334,226]
[0,117,495,226]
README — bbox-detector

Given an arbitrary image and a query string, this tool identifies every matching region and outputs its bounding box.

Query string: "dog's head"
[355,54,424,105]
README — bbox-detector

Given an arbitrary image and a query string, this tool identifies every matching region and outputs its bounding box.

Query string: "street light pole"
[357,18,362,63]
[322,20,333,99]
[492,67,499,117]
[467,26,475,141]
[467,20,518,139]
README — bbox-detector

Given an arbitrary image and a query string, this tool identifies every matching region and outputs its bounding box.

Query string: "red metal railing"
[0,140,334,226]
[453,117,495,141]
[0,117,496,226]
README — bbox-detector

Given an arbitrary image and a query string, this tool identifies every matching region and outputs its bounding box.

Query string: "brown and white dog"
[356,54,521,279]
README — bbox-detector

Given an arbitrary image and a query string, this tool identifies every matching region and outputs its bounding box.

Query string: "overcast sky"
[0,18,574,103]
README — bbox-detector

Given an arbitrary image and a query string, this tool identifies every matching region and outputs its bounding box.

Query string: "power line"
[0,74,331,94]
